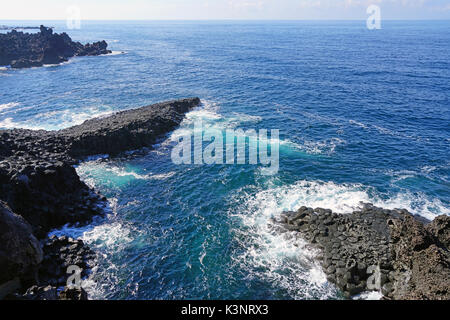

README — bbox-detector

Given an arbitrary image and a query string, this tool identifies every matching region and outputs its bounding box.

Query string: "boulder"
[0,201,43,292]
[59,287,88,300]
[22,285,59,300]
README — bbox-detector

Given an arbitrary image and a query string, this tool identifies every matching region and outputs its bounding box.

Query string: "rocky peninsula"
[279,203,449,299]
[0,25,111,68]
[0,98,201,299]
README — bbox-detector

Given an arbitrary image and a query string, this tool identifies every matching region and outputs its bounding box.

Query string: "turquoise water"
[1,20,449,299]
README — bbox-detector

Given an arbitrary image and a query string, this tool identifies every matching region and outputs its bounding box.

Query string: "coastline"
[1,19,449,302]
[1,98,448,300]
[0,98,201,299]
[279,204,450,299]
[0,25,111,69]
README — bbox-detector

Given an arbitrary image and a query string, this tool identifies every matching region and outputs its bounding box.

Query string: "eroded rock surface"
[39,235,96,288]
[0,201,43,289]
[279,203,450,299]
[62,98,201,157]
[0,129,106,238]
[0,25,111,68]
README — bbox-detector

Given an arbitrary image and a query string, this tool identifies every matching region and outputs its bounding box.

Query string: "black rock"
[0,25,112,69]
[38,236,94,288]
[0,98,201,299]
[279,204,450,300]
[59,286,88,300]
[0,201,43,288]
[22,285,59,300]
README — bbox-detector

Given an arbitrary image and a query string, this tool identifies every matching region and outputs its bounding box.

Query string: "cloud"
[228,0,265,10]
[0,0,449,20]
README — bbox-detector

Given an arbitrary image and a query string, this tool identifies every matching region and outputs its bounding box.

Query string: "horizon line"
[1,18,450,22]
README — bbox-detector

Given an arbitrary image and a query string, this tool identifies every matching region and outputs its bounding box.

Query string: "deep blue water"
[1,20,449,300]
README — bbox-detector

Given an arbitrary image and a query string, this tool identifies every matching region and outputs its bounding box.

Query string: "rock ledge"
[279,203,450,299]
[0,98,200,299]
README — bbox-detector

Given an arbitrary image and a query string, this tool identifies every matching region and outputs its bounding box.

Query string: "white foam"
[230,181,342,299]
[150,172,176,180]
[300,137,346,155]
[82,221,133,248]
[83,154,110,162]
[247,179,448,218]
[168,100,308,156]
[43,59,73,68]
[108,167,176,181]
[104,51,126,56]
[53,219,134,299]
[349,119,368,129]
[228,112,263,126]
[0,105,115,130]
[108,167,152,180]
[48,197,138,299]
[0,102,19,112]
[231,178,448,299]
[76,161,176,184]
[66,107,114,127]
[374,192,449,221]
[0,118,27,129]
[353,291,383,300]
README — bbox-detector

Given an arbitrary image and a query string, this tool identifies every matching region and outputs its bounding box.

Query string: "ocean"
[0,20,449,299]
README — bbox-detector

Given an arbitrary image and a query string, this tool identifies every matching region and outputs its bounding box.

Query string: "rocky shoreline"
[0,25,111,68]
[1,96,448,300]
[279,203,449,299]
[0,98,201,299]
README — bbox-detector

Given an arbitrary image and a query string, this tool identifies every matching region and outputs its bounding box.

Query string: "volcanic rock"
[0,97,200,298]
[0,25,111,68]
[279,203,450,299]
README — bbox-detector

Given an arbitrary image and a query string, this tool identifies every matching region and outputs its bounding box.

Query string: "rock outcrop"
[0,25,111,68]
[0,129,106,238]
[62,98,200,157]
[0,98,201,299]
[38,235,96,288]
[279,203,450,299]
[0,201,43,298]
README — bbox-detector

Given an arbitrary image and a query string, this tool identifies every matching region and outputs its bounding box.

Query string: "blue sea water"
[0,20,449,300]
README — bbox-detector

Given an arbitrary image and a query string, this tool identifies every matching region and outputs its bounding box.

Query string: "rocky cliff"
[0,25,111,68]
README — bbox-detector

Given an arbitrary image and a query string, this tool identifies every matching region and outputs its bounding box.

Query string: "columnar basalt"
[0,98,201,299]
[279,203,450,299]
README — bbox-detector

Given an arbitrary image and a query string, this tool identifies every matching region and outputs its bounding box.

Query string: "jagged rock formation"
[279,203,450,299]
[0,129,105,238]
[16,284,88,300]
[0,25,111,68]
[38,235,96,288]
[0,201,43,299]
[0,98,200,299]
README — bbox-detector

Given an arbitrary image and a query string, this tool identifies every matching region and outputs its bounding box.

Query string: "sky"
[1,0,450,20]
